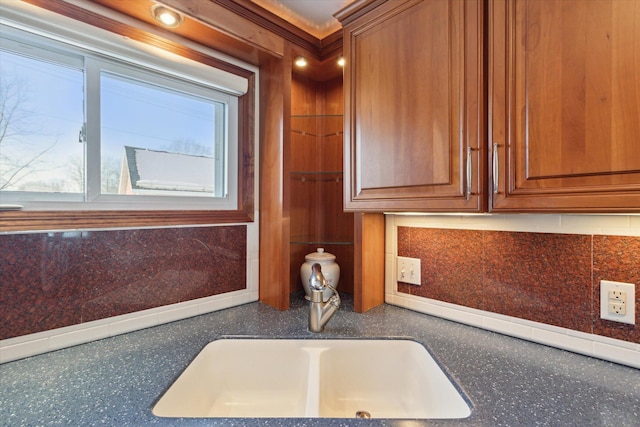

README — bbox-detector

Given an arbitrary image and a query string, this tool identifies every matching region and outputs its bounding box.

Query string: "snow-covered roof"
[121,146,214,193]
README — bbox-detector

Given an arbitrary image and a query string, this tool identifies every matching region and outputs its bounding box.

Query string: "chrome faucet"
[308,263,341,333]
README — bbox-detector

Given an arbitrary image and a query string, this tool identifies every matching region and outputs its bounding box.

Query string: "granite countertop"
[2,293,639,426]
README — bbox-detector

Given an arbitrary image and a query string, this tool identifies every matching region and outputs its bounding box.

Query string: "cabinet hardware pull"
[493,143,501,194]
[466,146,473,200]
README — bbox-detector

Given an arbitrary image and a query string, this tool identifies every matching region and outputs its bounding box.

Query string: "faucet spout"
[308,263,341,333]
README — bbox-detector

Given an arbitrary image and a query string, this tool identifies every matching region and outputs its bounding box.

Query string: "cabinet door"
[490,0,640,212]
[342,0,485,212]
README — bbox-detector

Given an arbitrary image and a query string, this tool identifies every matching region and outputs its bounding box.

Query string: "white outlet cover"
[600,280,635,325]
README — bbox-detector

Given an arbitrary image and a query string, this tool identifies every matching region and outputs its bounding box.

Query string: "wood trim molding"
[211,0,320,57]
[334,0,388,26]
[0,210,253,232]
[210,0,344,61]
[319,30,345,59]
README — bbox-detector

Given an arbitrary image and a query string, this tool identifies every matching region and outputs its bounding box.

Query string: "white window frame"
[0,16,245,212]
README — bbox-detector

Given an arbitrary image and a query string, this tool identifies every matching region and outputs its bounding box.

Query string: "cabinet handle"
[466,146,473,200]
[492,143,501,194]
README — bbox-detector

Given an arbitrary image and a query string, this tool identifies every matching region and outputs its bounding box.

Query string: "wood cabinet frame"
[339,0,487,212]
[489,0,640,212]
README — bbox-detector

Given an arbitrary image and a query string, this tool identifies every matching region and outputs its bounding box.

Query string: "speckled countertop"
[2,293,639,426]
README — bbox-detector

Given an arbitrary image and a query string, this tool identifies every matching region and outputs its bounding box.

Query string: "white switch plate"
[600,280,635,325]
[397,256,421,285]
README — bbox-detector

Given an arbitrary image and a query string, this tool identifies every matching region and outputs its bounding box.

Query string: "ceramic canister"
[300,248,340,301]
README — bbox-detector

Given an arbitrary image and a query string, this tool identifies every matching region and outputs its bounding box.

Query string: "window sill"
[0,209,254,232]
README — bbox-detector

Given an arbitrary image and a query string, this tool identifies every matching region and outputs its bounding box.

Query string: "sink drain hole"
[355,410,371,419]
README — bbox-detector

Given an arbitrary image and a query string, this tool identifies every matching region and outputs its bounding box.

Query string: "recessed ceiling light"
[294,56,308,67]
[337,56,346,67]
[151,5,183,28]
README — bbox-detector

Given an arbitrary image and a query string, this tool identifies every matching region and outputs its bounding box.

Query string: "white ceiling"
[251,0,355,38]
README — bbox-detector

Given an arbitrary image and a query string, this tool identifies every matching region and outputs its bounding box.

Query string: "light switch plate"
[600,280,635,325]
[397,256,421,286]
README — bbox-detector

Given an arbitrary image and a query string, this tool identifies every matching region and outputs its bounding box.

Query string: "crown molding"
[212,0,342,60]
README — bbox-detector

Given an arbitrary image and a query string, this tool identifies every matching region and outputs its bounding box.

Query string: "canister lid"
[304,247,336,262]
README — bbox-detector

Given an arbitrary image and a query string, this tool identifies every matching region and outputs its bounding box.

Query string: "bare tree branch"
[0,72,61,190]
[0,141,57,190]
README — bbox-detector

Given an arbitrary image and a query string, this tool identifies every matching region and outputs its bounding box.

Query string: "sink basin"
[152,338,471,419]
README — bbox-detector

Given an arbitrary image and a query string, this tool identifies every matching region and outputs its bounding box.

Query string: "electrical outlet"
[397,256,421,286]
[600,280,635,325]
[609,302,626,315]
[609,290,625,302]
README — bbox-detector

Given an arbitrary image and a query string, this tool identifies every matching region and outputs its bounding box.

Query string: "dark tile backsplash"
[4,223,636,346]
[397,227,640,344]
[593,235,640,342]
[0,226,246,340]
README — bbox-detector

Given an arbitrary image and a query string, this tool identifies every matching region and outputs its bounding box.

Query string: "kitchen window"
[1,26,237,210]
[0,5,255,231]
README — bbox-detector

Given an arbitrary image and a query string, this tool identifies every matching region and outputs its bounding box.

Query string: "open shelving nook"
[289,75,354,296]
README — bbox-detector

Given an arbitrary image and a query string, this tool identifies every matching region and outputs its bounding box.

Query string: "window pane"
[0,49,84,194]
[100,72,225,198]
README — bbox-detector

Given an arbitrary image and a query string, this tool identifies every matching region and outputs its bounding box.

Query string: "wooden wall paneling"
[84,0,346,72]
[354,212,385,312]
[86,0,268,66]
[323,76,345,115]
[157,0,285,58]
[238,73,256,219]
[291,74,321,115]
[259,52,291,310]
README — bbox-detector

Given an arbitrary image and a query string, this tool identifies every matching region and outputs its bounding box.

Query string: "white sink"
[152,339,471,419]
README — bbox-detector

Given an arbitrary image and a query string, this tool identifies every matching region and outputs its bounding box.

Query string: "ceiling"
[251,0,356,39]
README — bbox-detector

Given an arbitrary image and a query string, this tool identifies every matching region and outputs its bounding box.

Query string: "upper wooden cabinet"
[490,0,640,212]
[337,0,486,212]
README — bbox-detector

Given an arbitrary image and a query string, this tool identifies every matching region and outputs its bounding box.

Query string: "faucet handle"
[309,263,326,291]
